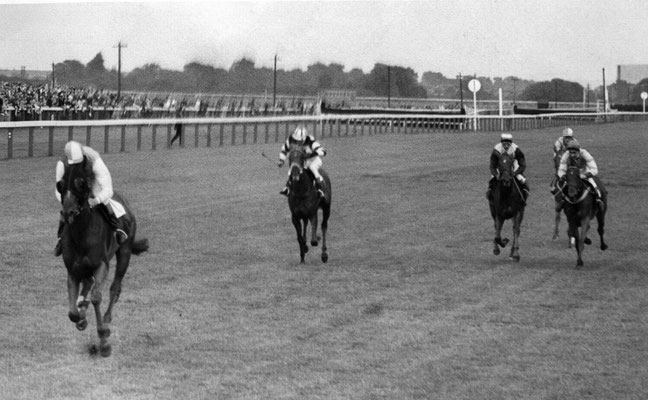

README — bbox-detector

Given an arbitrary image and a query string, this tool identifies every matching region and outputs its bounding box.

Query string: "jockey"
[557,139,605,207]
[277,125,327,198]
[54,140,128,256]
[487,133,530,200]
[553,127,575,173]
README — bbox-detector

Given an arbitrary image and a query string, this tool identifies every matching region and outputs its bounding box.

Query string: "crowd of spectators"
[0,81,319,122]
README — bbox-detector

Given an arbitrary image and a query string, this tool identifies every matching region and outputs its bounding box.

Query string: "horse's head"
[58,163,92,225]
[497,153,515,188]
[288,145,307,183]
[564,166,584,200]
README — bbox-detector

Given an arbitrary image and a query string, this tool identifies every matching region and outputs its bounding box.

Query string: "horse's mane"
[61,157,95,196]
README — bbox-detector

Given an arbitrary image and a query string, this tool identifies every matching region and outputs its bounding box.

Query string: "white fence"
[1,112,646,160]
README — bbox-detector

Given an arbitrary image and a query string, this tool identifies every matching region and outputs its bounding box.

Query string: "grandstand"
[0,67,49,80]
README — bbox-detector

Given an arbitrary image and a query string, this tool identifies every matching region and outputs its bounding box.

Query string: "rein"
[559,179,591,205]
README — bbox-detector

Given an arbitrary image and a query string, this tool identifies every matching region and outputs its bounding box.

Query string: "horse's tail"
[131,238,150,255]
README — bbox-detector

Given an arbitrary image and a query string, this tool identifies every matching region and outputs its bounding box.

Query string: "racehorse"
[559,166,607,268]
[287,145,331,263]
[488,152,526,261]
[551,176,591,248]
[551,175,565,240]
[58,162,149,356]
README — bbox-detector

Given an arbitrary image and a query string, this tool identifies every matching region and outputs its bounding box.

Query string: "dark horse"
[488,152,526,261]
[287,145,331,263]
[552,176,591,248]
[559,166,607,268]
[58,162,149,356]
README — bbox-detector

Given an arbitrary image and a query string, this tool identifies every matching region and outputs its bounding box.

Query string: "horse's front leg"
[575,218,591,269]
[292,215,307,263]
[74,276,95,331]
[309,213,319,247]
[509,214,522,262]
[597,208,608,251]
[493,217,508,255]
[321,205,330,263]
[67,274,81,325]
[91,260,111,357]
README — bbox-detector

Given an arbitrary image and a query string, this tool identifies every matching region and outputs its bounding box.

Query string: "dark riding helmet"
[566,139,581,151]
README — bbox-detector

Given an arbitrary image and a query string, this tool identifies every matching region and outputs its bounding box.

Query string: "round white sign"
[641,92,648,100]
[468,79,481,93]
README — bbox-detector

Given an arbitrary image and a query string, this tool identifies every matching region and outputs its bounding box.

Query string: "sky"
[1,0,648,87]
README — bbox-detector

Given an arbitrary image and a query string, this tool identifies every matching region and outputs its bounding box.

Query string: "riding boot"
[105,208,129,244]
[54,219,64,256]
[316,177,326,198]
[595,189,604,209]
[486,177,496,200]
[280,179,290,196]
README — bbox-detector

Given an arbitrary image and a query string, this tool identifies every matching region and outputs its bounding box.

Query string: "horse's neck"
[291,174,316,197]
[68,211,106,245]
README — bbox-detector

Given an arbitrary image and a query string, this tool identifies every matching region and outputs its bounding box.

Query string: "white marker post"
[498,88,503,131]
[641,92,647,113]
[468,79,481,131]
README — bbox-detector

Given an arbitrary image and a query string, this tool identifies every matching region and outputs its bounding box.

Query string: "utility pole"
[273,53,277,109]
[457,74,464,111]
[602,68,607,121]
[387,65,391,108]
[554,80,558,108]
[512,77,517,105]
[114,41,127,101]
[51,62,55,88]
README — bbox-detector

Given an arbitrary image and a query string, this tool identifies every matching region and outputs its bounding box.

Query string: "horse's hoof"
[502,238,510,247]
[552,233,559,240]
[321,253,328,263]
[493,248,500,256]
[601,243,608,251]
[76,319,88,331]
[100,343,112,357]
[584,238,592,245]
[68,312,81,323]
[576,260,584,269]
[310,240,318,247]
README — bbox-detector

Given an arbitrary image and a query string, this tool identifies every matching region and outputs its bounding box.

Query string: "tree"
[520,79,584,103]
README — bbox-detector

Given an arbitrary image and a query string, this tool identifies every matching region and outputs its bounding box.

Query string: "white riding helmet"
[64,141,84,165]
[292,126,308,142]
[563,127,574,137]
[500,133,513,142]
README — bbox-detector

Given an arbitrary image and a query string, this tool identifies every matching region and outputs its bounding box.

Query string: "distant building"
[617,65,648,84]
[0,67,50,80]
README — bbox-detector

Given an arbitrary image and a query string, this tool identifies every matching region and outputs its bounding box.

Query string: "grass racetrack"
[1,120,647,399]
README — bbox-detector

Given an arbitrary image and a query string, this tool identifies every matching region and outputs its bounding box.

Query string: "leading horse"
[559,166,607,268]
[488,152,526,261]
[287,145,331,263]
[58,162,149,356]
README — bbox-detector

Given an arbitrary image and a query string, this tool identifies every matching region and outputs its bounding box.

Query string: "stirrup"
[115,229,128,244]
[54,239,62,257]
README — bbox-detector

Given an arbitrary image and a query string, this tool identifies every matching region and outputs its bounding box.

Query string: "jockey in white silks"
[277,125,327,198]
[54,140,128,256]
